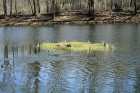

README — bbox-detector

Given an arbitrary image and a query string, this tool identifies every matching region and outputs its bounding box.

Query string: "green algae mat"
[39,41,115,52]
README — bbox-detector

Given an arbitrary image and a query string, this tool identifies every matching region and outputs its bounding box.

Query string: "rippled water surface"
[0,24,140,93]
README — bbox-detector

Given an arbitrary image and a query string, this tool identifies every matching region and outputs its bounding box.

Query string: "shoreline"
[0,13,140,26]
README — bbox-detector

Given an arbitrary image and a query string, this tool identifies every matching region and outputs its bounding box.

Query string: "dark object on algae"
[65,44,71,47]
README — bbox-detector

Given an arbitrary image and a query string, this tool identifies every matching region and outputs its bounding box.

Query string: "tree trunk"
[28,0,34,15]
[36,0,40,14]
[3,0,7,16]
[88,0,94,17]
[33,0,37,16]
[10,0,13,16]
[52,0,55,20]
[130,0,137,15]
[45,0,49,14]
[134,0,137,15]
[14,0,17,15]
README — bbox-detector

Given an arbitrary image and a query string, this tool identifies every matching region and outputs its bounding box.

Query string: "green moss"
[39,41,114,52]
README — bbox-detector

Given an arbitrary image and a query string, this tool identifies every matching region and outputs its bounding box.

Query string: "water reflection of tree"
[26,61,40,93]
[134,66,140,93]
[0,44,15,93]
[86,60,100,93]
[28,42,40,55]
[88,25,95,42]
[47,61,65,93]
[28,27,41,55]
[113,63,127,93]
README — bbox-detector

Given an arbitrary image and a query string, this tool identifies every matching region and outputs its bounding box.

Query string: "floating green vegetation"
[39,41,115,52]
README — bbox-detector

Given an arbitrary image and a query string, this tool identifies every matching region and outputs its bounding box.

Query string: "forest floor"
[0,11,140,26]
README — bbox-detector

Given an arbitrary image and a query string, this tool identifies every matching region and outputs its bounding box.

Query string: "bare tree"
[0,0,139,17]
[31,0,40,16]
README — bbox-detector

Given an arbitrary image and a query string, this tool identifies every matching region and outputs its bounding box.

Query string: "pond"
[0,24,140,93]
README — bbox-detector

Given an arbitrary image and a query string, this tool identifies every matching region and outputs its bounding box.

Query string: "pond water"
[0,24,140,93]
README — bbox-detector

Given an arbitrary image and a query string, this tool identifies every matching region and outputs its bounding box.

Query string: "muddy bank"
[0,12,140,26]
